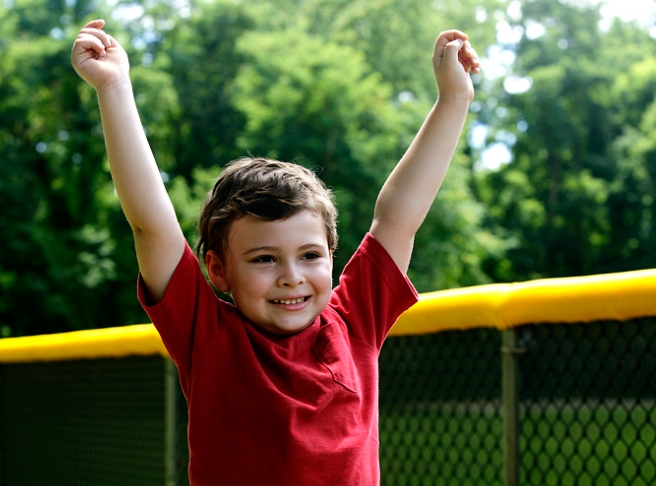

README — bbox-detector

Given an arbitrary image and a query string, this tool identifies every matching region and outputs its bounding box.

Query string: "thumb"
[443,38,464,64]
[82,18,106,29]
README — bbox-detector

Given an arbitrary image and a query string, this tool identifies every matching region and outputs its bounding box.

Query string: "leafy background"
[1,0,654,336]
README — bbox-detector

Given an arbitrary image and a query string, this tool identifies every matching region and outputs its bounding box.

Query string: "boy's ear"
[205,250,230,293]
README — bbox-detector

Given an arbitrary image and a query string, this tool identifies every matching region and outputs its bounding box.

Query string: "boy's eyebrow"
[242,246,277,256]
[242,243,326,256]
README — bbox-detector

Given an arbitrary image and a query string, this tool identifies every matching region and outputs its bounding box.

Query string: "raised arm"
[72,20,185,302]
[370,30,479,274]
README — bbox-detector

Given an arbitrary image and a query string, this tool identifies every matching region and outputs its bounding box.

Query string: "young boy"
[72,19,479,485]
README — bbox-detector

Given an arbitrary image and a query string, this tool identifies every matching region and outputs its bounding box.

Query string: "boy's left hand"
[432,30,480,102]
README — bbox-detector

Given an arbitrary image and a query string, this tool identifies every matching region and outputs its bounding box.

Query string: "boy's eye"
[252,255,275,263]
[302,252,321,261]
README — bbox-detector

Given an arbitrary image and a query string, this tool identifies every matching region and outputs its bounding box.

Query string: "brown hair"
[196,157,338,262]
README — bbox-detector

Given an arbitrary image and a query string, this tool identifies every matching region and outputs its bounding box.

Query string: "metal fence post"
[164,357,178,486]
[502,328,521,486]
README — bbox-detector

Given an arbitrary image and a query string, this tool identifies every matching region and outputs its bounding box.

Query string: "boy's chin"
[253,319,317,337]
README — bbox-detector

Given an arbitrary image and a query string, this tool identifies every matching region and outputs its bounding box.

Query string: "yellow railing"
[390,267,656,335]
[0,324,168,363]
[0,268,654,363]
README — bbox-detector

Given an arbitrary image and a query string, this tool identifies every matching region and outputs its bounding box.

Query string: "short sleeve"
[137,241,224,382]
[328,233,418,350]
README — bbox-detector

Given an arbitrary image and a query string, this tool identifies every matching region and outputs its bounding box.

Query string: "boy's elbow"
[372,199,424,239]
[370,214,418,247]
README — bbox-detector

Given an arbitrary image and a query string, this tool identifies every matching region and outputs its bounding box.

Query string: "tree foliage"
[476,1,656,281]
[1,0,655,336]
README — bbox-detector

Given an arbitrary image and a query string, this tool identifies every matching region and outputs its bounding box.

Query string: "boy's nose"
[277,263,304,287]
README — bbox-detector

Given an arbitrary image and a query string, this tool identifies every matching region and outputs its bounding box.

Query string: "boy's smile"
[206,210,334,335]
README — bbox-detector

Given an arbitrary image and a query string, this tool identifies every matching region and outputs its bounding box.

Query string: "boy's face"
[207,210,334,335]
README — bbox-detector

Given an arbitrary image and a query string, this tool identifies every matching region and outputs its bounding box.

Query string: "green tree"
[606,55,656,271]
[150,0,254,179]
[477,1,656,281]
[0,0,182,335]
[1,0,503,336]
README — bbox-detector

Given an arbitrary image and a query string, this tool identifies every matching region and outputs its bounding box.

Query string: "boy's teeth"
[274,298,304,304]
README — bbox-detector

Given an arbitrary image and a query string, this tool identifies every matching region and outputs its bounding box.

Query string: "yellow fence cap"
[0,324,169,363]
[390,268,656,336]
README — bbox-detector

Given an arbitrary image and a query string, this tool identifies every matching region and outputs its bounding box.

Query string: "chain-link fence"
[378,316,656,486]
[380,327,503,485]
[0,284,654,485]
[0,356,168,485]
[516,318,656,486]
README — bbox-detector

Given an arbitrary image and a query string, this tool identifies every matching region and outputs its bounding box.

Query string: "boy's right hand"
[432,30,479,104]
[72,19,129,91]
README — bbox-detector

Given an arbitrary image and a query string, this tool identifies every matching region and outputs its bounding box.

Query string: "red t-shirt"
[139,233,418,485]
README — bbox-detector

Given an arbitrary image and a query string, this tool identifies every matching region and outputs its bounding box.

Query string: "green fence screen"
[379,317,656,486]
[1,317,655,485]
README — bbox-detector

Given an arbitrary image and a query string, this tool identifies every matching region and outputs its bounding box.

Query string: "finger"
[80,19,107,43]
[433,29,469,65]
[441,37,464,67]
[106,34,120,49]
[79,20,111,49]
[458,41,481,73]
[440,29,468,41]
[79,27,113,50]
[458,40,473,59]
[74,33,108,59]
[82,19,105,29]
[463,42,480,64]
[436,29,468,49]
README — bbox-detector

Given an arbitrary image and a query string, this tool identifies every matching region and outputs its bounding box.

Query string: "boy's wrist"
[435,93,472,110]
[95,74,133,98]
